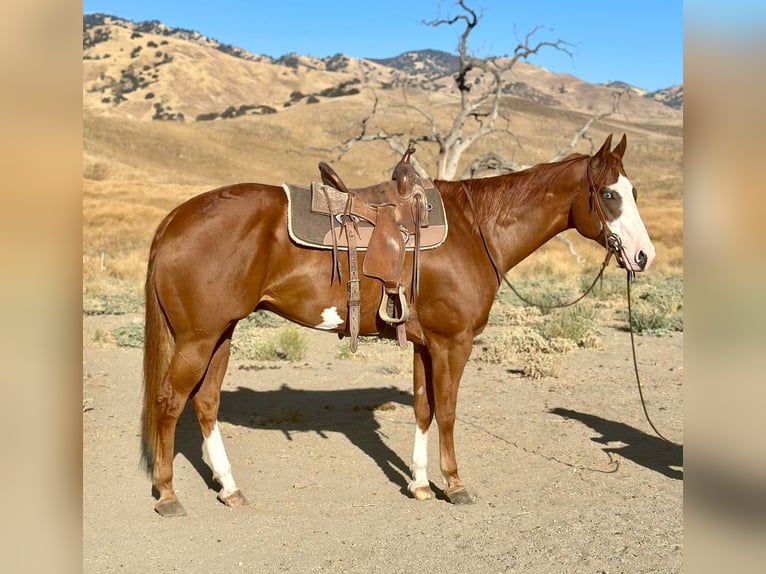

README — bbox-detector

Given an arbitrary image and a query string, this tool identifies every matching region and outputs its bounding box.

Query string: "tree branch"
[550,88,627,161]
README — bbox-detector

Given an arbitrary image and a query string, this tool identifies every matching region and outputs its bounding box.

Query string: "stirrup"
[377,284,409,325]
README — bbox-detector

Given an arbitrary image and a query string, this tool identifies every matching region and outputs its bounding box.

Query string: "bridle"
[586,161,631,275]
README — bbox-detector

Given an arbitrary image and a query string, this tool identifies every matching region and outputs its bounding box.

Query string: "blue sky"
[83,1,682,92]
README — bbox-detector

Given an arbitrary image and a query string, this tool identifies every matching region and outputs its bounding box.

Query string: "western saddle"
[312,147,431,352]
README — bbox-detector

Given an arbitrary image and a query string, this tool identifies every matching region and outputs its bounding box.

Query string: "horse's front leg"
[409,344,435,500]
[430,332,474,504]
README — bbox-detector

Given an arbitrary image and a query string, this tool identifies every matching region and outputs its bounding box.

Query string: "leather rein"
[461,171,679,446]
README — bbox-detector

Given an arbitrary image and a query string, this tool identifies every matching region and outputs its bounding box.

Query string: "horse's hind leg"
[190,325,248,508]
[409,344,435,501]
[153,336,219,517]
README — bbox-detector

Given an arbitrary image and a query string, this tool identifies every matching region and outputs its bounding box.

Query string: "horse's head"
[572,134,656,272]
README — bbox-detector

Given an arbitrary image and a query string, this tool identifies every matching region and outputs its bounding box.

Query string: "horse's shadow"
[549,407,683,480]
[173,383,414,494]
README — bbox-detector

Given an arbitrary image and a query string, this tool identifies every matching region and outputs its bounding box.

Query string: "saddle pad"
[283,183,448,251]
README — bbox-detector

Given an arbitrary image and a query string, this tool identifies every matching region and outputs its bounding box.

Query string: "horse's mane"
[442,153,588,227]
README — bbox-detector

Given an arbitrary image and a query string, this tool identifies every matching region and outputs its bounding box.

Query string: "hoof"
[445,486,474,505]
[155,498,187,517]
[410,485,434,501]
[218,489,249,508]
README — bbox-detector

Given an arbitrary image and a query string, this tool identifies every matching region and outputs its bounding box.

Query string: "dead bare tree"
[549,88,628,162]
[308,0,622,189]
[309,1,578,178]
[423,2,577,179]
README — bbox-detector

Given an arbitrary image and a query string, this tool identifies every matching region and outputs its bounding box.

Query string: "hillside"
[83,14,682,123]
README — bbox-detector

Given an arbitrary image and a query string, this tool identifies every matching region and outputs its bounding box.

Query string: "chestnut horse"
[142,133,655,516]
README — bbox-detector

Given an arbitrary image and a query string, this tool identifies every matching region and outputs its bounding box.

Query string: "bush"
[477,327,574,365]
[112,321,145,348]
[540,301,601,348]
[232,326,308,362]
[277,54,300,69]
[275,328,308,361]
[83,281,144,315]
[487,302,541,327]
[522,353,564,379]
[627,275,683,335]
[221,106,239,119]
[242,310,286,328]
[232,312,303,362]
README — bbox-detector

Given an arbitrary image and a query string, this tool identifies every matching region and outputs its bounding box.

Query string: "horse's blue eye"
[603,191,613,200]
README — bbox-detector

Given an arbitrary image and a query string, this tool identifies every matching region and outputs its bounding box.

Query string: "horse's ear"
[589,134,612,175]
[595,134,613,158]
[613,134,627,159]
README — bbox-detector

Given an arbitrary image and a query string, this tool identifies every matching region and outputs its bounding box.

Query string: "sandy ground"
[83,314,682,573]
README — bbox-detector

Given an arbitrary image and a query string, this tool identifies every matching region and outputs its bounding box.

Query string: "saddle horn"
[392,147,418,199]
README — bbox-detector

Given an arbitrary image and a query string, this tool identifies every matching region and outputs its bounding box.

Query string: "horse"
[141,133,655,516]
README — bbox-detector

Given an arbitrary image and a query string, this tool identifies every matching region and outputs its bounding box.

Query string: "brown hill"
[83,14,681,124]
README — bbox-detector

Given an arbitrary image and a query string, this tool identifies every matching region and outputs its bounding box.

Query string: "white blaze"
[607,174,656,270]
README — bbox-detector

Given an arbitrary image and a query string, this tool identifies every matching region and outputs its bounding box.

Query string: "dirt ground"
[83,313,683,573]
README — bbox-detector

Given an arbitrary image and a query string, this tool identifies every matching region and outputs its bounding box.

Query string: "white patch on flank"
[315,306,344,330]
[606,174,656,270]
[202,422,238,497]
[408,427,429,491]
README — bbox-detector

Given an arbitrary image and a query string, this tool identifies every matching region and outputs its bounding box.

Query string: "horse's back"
[154,182,284,244]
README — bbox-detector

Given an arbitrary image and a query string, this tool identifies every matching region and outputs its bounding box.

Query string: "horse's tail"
[140,245,173,475]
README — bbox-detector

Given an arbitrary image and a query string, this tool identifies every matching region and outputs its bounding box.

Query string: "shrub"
[221,105,238,119]
[487,302,541,327]
[522,353,563,379]
[627,276,683,335]
[540,301,601,348]
[83,281,144,315]
[112,321,145,348]
[277,54,300,69]
[477,327,571,379]
[477,327,574,366]
[232,326,307,362]
[274,328,308,361]
[242,310,285,328]
[232,312,303,362]
[255,105,277,115]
